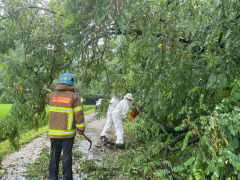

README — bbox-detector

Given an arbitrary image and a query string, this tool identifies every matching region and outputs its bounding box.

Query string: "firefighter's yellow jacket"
[47,84,85,138]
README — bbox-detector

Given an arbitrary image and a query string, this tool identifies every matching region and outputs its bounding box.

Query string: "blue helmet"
[58,73,74,85]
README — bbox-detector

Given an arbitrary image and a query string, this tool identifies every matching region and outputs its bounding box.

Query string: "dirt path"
[0,113,108,180]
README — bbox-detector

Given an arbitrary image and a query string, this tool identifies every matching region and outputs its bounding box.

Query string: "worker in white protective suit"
[100,94,122,141]
[112,93,133,149]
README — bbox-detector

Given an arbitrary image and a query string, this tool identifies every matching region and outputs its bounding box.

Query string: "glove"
[129,116,134,122]
[77,129,84,135]
[126,115,131,120]
[126,115,134,122]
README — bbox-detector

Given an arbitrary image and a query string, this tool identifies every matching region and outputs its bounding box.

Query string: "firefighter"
[47,73,85,180]
[112,93,133,149]
[100,93,122,141]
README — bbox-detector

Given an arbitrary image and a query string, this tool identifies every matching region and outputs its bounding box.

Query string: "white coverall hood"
[124,93,133,100]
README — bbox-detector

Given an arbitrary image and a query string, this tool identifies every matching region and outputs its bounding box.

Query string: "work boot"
[100,136,108,141]
[115,143,125,149]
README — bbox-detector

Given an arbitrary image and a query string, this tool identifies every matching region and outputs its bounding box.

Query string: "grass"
[0,125,49,157]
[83,105,96,114]
[0,104,11,120]
[84,108,95,114]
[83,105,95,111]
[0,105,95,158]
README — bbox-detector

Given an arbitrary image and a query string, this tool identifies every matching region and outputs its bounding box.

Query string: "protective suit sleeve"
[110,97,114,104]
[73,93,85,132]
[121,100,131,119]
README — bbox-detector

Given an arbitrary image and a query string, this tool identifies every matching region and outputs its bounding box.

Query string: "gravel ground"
[0,113,108,180]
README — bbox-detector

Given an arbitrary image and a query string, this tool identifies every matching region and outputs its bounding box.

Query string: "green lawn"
[0,104,11,120]
[83,105,95,114]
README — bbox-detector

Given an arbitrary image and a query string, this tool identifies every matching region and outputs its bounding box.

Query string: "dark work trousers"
[48,137,75,180]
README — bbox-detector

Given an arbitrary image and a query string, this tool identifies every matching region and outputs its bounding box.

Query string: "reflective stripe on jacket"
[47,84,85,138]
